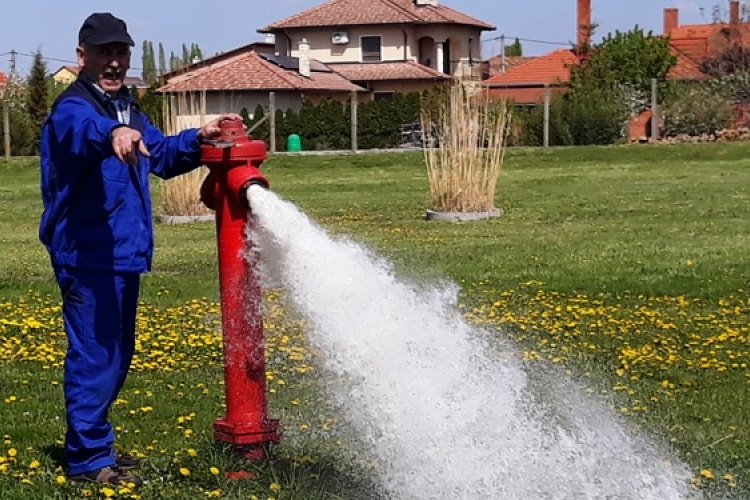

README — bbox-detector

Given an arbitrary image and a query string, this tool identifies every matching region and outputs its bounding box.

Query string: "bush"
[512,86,630,146]
[661,83,734,137]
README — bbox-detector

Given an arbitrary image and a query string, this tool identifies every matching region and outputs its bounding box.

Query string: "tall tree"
[26,50,48,152]
[182,44,190,67]
[158,42,166,76]
[504,38,523,57]
[571,26,676,96]
[141,40,157,84]
[190,43,203,63]
[170,51,180,72]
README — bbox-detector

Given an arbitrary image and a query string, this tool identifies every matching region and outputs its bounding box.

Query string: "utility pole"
[9,50,17,77]
[3,98,9,160]
[2,50,14,159]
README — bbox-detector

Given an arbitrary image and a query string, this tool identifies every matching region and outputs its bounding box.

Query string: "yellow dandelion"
[28,460,40,469]
[55,475,66,484]
[180,467,190,476]
[102,487,115,497]
[700,469,714,480]
[270,482,281,492]
[210,466,220,476]
[7,448,16,457]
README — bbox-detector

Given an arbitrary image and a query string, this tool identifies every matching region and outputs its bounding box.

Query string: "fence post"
[269,92,276,153]
[3,98,9,160]
[351,91,358,153]
[651,78,659,143]
[543,84,551,148]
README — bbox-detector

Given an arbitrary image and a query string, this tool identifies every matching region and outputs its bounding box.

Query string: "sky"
[0,0,726,77]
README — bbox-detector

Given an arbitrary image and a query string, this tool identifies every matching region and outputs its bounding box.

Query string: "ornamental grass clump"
[160,92,212,217]
[421,83,510,214]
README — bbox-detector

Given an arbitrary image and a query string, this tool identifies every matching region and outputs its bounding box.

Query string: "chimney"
[298,39,311,78]
[663,8,679,36]
[730,0,741,43]
[731,0,740,25]
[577,0,592,52]
[415,0,439,5]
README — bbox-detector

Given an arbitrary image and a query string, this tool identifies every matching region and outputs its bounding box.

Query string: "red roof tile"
[483,49,579,87]
[667,45,708,81]
[485,55,536,77]
[483,27,723,94]
[328,60,449,81]
[260,0,494,31]
[158,51,364,93]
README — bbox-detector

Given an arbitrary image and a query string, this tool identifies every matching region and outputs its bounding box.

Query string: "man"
[40,12,242,485]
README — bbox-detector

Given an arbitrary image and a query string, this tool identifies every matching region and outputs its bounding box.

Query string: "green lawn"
[2,143,750,498]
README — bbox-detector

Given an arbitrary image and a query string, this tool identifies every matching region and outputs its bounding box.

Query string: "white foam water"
[247,185,698,500]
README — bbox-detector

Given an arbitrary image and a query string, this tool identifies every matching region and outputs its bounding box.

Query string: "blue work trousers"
[54,267,140,475]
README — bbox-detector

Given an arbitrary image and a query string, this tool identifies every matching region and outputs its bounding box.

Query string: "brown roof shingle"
[484,49,579,87]
[328,60,449,81]
[158,51,364,93]
[260,0,494,31]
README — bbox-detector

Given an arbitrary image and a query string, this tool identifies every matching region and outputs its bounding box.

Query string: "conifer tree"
[158,42,166,76]
[170,51,180,72]
[182,44,190,66]
[505,38,523,57]
[141,40,157,84]
[27,50,48,152]
[190,43,203,63]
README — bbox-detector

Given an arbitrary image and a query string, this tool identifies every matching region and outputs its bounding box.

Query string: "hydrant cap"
[216,119,246,141]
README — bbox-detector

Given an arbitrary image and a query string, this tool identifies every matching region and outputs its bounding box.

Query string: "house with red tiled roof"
[485,49,580,106]
[663,3,750,80]
[258,0,493,96]
[158,0,493,130]
[486,0,748,107]
[158,46,365,130]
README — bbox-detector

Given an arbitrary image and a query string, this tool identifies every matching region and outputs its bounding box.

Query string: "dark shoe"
[69,466,144,486]
[114,452,140,470]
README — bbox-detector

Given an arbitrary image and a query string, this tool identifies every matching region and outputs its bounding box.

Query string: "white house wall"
[281,24,483,78]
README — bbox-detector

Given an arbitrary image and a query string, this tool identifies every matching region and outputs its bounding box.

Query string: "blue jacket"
[40,75,203,272]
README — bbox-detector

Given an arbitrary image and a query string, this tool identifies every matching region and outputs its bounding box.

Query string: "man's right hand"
[112,127,151,165]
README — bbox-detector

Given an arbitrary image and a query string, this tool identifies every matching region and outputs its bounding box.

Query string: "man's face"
[77,42,131,93]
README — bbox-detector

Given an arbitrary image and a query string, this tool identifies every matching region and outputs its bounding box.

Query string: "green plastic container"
[287,134,302,152]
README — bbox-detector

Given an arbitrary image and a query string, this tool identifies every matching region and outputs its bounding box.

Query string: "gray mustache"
[102,68,122,78]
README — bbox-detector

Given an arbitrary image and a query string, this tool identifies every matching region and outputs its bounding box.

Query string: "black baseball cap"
[78,13,135,47]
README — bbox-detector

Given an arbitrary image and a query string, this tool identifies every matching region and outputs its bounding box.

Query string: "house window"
[373,91,394,102]
[361,36,382,62]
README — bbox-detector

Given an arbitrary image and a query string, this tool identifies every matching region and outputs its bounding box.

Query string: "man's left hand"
[197,114,246,141]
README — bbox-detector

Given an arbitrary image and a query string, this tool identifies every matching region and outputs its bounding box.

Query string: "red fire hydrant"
[199,119,281,460]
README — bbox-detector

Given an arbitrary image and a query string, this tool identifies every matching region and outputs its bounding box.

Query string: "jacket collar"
[76,73,133,107]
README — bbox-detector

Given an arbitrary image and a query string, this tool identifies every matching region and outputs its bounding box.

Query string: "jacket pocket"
[101,157,131,185]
